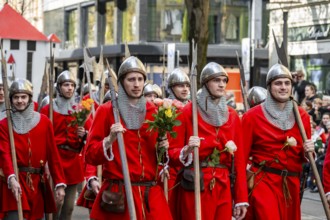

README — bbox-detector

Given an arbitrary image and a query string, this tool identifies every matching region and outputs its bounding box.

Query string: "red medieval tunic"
[41,105,84,185]
[323,139,330,197]
[0,114,66,220]
[242,105,310,220]
[85,101,172,220]
[168,103,248,220]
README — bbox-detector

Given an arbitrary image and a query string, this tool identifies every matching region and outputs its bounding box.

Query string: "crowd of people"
[0,55,330,220]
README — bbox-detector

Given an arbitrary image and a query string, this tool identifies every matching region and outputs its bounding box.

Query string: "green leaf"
[172,120,181,126]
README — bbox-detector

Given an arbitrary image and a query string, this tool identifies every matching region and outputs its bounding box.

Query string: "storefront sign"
[288,24,330,41]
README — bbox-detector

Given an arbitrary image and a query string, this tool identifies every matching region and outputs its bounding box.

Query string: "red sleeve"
[0,119,15,179]
[168,104,190,167]
[85,102,114,166]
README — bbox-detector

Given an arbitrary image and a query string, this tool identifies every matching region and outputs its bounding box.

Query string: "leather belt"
[107,179,156,213]
[200,161,227,169]
[262,166,300,177]
[58,145,81,153]
[18,166,41,174]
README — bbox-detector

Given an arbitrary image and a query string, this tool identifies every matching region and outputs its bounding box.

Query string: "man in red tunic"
[41,71,86,219]
[169,62,248,220]
[85,56,172,220]
[0,78,66,220]
[163,68,190,212]
[242,64,315,220]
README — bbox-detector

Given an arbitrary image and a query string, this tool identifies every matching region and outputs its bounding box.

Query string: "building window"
[27,41,36,51]
[82,5,96,47]
[10,40,19,50]
[26,52,33,81]
[105,1,115,45]
[65,9,78,49]
[122,0,136,42]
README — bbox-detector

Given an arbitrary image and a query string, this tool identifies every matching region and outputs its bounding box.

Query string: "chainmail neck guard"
[168,89,189,105]
[197,86,228,127]
[262,92,295,130]
[91,90,100,105]
[53,91,76,115]
[117,83,146,130]
[11,102,40,134]
[0,102,5,120]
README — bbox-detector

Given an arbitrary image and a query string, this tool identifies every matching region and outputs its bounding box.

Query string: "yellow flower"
[165,108,172,118]
[82,100,91,111]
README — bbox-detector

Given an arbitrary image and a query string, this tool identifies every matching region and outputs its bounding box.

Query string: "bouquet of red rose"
[68,98,94,127]
[145,98,182,169]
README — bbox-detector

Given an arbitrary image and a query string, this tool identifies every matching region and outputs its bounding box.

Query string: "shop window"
[122,0,136,42]
[105,1,115,45]
[65,9,78,49]
[82,5,97,47]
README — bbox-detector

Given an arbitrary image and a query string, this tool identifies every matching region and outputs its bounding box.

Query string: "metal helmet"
[56,70,76,88]
[82,83,96,95]
[167,68,190,88]
[200,62,228,85]
[152,84,162,97]
[40,95,50,109]
[103,90,112,103]
[9,78,33,98]
[118,56,146,81]
[144,83,162,98]
[247,86,267,107]
[266,63,292,86]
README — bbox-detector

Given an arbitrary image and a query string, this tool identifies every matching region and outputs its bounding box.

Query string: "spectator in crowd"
[292,70,309,104]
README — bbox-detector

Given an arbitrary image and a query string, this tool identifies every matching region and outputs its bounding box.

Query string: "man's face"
[270,78,292,103]
[60,82,75,99]
[122,72,145,98]
[0,85,4,103]
[172,83,190,101]
[12,93,29,111]
[144,93,158,103]
[206,76,228,98]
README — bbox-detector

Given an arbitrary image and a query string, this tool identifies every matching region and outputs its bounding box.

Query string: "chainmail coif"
[53,90,76,115]
[197,86,228,127]
[11,102,40,134]
[262,91,295,130]
[117,83,146,130]
[0,102,5,120]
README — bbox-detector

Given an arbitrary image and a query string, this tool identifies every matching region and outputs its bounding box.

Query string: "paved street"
[72,190,328,219]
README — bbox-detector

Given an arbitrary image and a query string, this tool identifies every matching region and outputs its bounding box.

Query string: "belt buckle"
[281,169,288,177]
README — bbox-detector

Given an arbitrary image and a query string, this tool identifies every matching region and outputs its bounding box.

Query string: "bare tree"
[185,0,209,87]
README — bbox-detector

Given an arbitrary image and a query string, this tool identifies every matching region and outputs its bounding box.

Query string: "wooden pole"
[0,42,24,220]
[292,98,330,220]
[190,39,201,220]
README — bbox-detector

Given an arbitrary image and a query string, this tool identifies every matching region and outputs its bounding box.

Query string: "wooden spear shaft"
[190,39,201,220]
[0,43,24,220]
[292,99,330,220]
